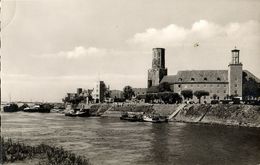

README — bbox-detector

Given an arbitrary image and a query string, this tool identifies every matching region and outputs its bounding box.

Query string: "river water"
[1,112,260,165]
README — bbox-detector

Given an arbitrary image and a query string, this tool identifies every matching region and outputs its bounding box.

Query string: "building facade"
[92,81,107,103]
[148,47,260,102]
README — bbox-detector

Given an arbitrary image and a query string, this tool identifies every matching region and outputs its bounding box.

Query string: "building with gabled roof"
[147,47,260,102]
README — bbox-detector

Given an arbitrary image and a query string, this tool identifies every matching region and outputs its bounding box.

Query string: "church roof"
[161,70,229,84]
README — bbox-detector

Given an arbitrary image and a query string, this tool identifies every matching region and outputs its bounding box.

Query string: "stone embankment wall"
[89,103,260,128]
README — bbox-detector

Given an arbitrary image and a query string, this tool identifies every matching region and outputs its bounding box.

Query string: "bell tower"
[228,47,243,98]
[147,48,167,88]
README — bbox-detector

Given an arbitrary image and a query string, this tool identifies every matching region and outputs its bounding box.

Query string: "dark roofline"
[153,48,165,50]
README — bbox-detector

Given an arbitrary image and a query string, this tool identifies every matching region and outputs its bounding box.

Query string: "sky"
[1,0,260,102]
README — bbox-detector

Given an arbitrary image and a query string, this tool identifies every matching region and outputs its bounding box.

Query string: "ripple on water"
[2,112,260,165]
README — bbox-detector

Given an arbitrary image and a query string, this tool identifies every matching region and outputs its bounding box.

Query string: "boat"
[142,115,153,122]
[23,104,52,113]
[142,115,168,123]
[3,103,19,112]
[76,109,90,117]
[64,110,77,117]
[120,112,143,122]
[151,116,168,123]
[65,109,90,117]
[23,105,40,113]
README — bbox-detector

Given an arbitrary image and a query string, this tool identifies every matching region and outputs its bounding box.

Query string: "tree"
[145,93,158,103]
[147,86,159,93]
[194,90,209,103]
[181,90,193,100]
[123,85,135,100]
[158,82,171,92]
[157,92,182,104]
[212,94,218,100]
[243,77,260,99]
[104,90,111,98]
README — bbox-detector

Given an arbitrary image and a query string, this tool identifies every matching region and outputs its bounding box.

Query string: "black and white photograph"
[1,0,260,164]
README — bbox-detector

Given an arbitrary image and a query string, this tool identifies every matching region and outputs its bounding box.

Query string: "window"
[204,84,206,87]
[217,77,221,81]
[178,84,181,88]
[191,78,195,81]
[178,78,183,82]
[191,84,193,87]
[204,77,207,81]
[235,84,237,87]
[217,84,219,87]
[234,90,237,94]
[204,96,207,99]
[197,84,200,87]
[224,84,226,87]
[224,90,226,93]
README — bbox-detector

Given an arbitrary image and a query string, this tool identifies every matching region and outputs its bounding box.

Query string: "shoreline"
[96,103,260,128]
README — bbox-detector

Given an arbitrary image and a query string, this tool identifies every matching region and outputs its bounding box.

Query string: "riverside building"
[148,47,260,102]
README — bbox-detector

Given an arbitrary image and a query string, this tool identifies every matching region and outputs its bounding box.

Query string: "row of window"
[177,84,227,88]
[178,77,222,82]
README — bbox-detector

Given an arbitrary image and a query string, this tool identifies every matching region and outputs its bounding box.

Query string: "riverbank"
[89,103,260,128]
[1,137,90,165]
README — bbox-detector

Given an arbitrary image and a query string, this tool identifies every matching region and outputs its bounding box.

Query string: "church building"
[147,48,260,102]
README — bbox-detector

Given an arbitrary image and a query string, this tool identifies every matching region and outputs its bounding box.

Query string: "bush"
[221,100,231,104]
[232,98,241,104]
[1,138,90,165]
[211,100,219,104]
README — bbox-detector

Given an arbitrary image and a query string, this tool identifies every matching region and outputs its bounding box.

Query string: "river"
[1,112,260,165]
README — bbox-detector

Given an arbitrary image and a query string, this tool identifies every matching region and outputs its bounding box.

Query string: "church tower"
[228,47,243,98]
[147,48,168,88]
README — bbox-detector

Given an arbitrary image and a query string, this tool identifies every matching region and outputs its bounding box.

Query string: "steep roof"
[161,70,228,84]
[243,70,260,83]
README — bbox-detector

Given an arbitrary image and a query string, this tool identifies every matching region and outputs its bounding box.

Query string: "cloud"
[128,20,260,47]
[39,46,149,59]
[58,46,106,59]
[40,46,107,59]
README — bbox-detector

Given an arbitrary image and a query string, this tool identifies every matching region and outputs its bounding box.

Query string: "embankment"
[90,103,260,128]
